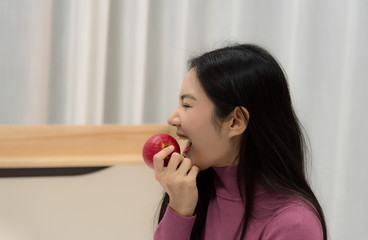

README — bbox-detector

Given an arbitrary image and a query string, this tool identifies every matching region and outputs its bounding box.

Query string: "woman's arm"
[153,146,200,239]
[154,205,196,240]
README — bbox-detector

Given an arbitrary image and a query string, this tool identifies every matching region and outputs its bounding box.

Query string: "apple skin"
[142,134,181,169]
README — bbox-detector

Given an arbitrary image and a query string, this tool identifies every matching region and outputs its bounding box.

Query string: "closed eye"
[180,94,196,109]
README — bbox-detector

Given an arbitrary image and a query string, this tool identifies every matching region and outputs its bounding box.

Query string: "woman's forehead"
[180,69,204,99]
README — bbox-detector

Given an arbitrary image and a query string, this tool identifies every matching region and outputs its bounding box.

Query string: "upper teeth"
[178,135,189,140]
[177,134,191,146]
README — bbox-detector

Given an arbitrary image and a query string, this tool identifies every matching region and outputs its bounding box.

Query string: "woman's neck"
[212,165,241,199]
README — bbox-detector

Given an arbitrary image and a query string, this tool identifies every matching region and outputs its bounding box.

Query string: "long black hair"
[157,44,327,239]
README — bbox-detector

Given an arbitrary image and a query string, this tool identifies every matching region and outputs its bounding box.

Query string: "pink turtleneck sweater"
[154,166,323,240]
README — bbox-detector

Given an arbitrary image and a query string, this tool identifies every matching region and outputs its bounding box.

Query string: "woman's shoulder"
[252,185,324,239]
[261,199,324,239]
[271,200,321,223]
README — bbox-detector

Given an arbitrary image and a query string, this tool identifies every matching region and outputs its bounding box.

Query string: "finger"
[167,152,183,173]
[187,165,200,178]
[176,158,192,175]
[153,145,175,172]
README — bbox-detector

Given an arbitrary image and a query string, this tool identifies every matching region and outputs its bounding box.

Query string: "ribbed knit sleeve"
[154,205,196,240]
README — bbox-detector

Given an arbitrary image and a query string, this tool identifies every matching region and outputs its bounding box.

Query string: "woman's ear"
[227,106,250,138]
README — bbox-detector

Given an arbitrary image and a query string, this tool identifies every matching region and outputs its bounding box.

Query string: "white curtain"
[1,0,367,239]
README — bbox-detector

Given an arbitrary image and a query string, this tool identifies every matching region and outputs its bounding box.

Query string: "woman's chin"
[183,152,206,171]
[185,154,199,169]
[190,159,207,171]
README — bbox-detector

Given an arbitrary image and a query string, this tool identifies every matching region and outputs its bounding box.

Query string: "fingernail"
[168,145,175,150]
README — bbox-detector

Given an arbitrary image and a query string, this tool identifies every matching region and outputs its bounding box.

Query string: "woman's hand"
[153,146,200,217]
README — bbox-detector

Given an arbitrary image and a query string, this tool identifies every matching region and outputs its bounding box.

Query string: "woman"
[153,44,327,239]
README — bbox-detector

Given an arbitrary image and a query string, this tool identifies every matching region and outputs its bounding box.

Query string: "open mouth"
[176,133,192,157]
[183,140,192,157]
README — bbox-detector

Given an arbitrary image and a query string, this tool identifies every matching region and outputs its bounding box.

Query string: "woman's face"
[167,69,239,170]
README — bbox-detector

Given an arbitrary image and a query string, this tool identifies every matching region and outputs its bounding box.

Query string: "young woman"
[153,44,327,239]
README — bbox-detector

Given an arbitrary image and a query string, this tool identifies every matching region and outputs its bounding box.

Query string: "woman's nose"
[167,108,180,126]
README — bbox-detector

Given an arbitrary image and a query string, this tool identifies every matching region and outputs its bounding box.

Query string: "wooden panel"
[0,124,176,168]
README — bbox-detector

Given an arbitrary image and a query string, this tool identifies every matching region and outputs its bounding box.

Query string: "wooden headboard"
[0,124,175,169]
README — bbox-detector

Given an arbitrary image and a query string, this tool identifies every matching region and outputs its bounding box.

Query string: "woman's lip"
[176,132,187,139]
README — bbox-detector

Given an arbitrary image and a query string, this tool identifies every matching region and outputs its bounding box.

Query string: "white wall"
[0,166,162,240]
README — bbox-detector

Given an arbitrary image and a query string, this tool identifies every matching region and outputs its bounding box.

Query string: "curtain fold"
[1,0,367,239]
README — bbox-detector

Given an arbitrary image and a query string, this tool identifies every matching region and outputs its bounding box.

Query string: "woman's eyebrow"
[180,94,197,101]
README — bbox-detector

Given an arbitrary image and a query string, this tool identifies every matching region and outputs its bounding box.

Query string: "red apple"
[142,134,180,169]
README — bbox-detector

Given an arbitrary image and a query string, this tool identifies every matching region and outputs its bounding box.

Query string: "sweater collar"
[212,165,242,199]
